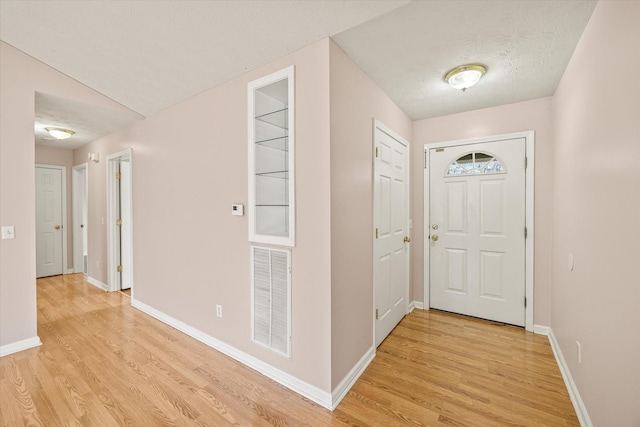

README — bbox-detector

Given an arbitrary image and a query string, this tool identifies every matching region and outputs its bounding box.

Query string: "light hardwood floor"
[0,274,578,426]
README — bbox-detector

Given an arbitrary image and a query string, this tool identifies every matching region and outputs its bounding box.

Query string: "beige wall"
[0,41,140,348]
[35,146,74,271]
[412,97,554,326]
[328,40,413,388]
[73,39,334,392]
[551,1,640,425]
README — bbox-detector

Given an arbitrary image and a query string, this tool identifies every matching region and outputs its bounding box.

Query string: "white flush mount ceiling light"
[45,127,75,140]
[445,64,487,92]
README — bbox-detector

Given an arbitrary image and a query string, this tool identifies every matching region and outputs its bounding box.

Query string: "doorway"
[107,149,133,293]
[373,121,410,347]
[424,132,535,331]
[35,165,67,278]
[72,163,88,274]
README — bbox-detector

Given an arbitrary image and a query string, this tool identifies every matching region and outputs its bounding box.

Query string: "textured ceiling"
[34,93,143,150]
[333,0,598,119]
[1,0,597,148]
[1,0,406,116]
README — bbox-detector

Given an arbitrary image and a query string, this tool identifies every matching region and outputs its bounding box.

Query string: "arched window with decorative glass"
[446,152,506,176]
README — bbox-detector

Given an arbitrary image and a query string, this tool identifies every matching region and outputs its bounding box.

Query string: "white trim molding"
[87,276,108,291]
[131,298,334,410]
[412,301,425,311]
[0,336,42,357]
[548,329,593,427]
[331,346,375,410]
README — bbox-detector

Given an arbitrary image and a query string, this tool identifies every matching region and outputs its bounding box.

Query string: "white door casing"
[424,132,535,331]
[36,166,66,278]
[374,121,410,347]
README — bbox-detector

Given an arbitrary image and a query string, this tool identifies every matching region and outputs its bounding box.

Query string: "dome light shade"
[45,127,75,140]
[445,64,487,92]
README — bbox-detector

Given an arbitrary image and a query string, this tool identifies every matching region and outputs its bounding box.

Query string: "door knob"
[432,224,438,230]
[432,235,439,241]
[54,225,61,230]
[404,236,411,243]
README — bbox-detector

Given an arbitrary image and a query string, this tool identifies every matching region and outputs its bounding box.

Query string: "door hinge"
[375,147,379,158]
[525,157,528,169]
[375,228,379,239]
[524,227,528,239]
[116,219,123,226]
[115,172,122,179]
[524,297,527,308]
[424,150,428,169]
[375,309,379,320]
[117,265,123,273]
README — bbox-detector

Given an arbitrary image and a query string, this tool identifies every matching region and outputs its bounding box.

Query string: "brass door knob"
[54,225,61,230]
[432,235,439,241]
[404,236,411,243]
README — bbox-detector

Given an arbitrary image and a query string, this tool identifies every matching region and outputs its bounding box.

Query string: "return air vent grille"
[251,246,290,357]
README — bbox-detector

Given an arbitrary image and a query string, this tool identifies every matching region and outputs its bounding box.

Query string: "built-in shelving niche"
[248,66,295,247]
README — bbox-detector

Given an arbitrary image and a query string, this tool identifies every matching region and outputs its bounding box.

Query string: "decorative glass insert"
[447,152,506,176]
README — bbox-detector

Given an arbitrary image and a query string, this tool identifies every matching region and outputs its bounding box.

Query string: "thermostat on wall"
[232,204,244,216]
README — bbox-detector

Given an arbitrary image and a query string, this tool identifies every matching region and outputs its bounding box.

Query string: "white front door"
[429,138,526,326]
[374,124,410,346]
[36,167,63,278]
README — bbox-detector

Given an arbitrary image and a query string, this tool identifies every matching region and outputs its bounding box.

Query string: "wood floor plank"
[0,274,579,426]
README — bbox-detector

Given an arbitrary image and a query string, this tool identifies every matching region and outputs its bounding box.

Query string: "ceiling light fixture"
[445,64,487,92]
[45,127,75,140]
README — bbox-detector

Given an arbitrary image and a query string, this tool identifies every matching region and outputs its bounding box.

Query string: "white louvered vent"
[251,246,291,357]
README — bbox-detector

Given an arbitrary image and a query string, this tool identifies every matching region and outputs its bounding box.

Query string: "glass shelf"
[255,136,289,151]
[255,108,288,129]
[256,170,288,179]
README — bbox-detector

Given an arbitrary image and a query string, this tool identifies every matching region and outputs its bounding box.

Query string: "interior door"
[36,167,63,278]
[120,160,132,290]
[374,126,409,346]
[429,138,526,326]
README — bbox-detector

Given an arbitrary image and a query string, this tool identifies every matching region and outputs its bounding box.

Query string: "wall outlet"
[577,341,582,364]
[216,305,222,318]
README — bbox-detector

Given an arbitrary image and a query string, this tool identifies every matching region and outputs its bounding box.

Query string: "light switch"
[2,226,15,239]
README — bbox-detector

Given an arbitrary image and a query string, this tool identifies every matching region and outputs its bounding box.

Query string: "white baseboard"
[0,336,42,357]
[65,268,75,274]
[131,298,333,409]
[331,346,375,409]
[412,301,425,310]
[547,328,592,427]
[533,324,550,335]
[87,276,108,291]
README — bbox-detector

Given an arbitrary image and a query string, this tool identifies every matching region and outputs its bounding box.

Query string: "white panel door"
[36,167,63,278]
[429,138,526,326]
[374,127,409,346]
